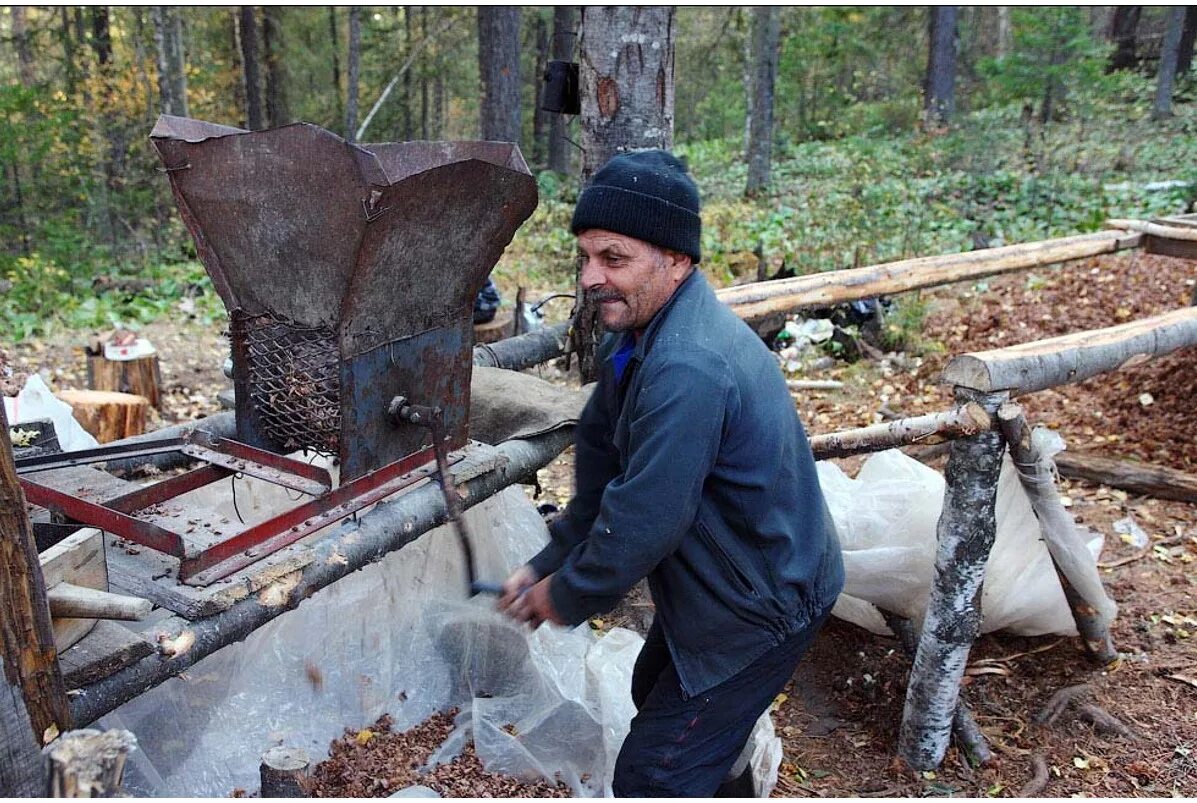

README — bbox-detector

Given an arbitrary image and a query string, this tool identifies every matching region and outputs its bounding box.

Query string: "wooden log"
[46,584,152,623]
[940,306,1197,395]
[87,353,162,411]
[879,609,993,767]
[997,406,1118,663]
[55,390,149,444]
[260,746,310,797]
[44,728,136,797]
[716,230,1142,324]
[810,403,991,461]
[1,406,71,794]
[898,389,1006,770]
[1054,451,1197,503]
[1107,218,1197,241]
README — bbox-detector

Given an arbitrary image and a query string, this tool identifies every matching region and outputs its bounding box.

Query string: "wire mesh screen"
[237,314,342,454]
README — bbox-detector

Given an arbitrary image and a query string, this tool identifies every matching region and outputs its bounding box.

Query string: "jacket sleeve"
[547,355,730,624]
[526,375,621,579]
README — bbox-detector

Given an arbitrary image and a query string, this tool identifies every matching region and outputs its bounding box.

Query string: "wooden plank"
[1145,234,1197,261]
[39,529,106,652]
[941,306,1197,394]
[717,230,1143,323]
[59,621,154,692]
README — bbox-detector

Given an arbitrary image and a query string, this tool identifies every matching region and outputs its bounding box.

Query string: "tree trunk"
[1179,7,1197,75]
[345,6,360,140]
[578,6,675,181]
[260,747,310,797]
[60,6,78,95]
[329,7,344,127]
[240,7,264,130]
[1054,451,1197,504]
[547,6,577,174]
[402,6,413,139]
[745,6,780,197]
[87,353,163,411]
[924,6,958,127]
[0,404,72,793]
[419,7,430,139]
[1153,6,1185,120]
[1107,6,1141,73]
[997,6,1011,58]
[153,7,189,117]
[532,12,550,167]
[478,7,522,143]
[263,6,290,128]
[898,389,1006,770]
[576,6,676,382]
[11,7,36,86]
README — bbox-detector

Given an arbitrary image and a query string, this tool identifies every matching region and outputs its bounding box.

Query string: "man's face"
[577,229,693,334]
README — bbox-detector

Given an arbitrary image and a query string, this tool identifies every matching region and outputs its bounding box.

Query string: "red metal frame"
[17,432,460,587]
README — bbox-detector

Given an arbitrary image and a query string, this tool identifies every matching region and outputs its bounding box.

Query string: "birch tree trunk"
[478,7,522,143]
[1153,6,1185,120]
[745,6,780,197]
[547,6,577,174]
[898,389,1006,770]
[345,6,360,141]
[923,6,957,127]
[239,7,264,130]
[578,5,675,181]
[1,405,72,793]
[263,6,290,128]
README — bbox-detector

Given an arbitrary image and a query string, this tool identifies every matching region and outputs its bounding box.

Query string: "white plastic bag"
[3,374,99,451]
[821,447,1108,637]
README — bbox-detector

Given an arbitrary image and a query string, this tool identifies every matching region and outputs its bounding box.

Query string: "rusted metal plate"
[151,116,537,474]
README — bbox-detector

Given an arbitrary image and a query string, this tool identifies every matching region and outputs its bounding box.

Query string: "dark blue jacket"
[528,269,844,697]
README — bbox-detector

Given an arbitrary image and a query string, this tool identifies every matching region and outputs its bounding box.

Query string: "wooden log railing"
[940,306,1197,395]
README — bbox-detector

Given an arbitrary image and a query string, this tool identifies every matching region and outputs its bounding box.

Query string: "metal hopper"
[149,116,538,481]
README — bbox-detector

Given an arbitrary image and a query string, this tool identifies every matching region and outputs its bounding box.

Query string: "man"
[498,150,843,797]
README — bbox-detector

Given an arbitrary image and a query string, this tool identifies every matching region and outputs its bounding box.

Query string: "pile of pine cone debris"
[306,711,571,798]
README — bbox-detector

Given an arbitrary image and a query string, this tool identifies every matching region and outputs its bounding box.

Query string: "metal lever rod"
[389,396,498,596]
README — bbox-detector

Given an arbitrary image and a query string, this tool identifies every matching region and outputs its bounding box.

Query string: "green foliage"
[976,7,1110,122]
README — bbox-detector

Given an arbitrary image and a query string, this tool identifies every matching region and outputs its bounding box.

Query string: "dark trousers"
[612,610,830,797]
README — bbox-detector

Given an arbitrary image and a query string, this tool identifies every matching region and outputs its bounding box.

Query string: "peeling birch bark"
[898,389,1006,770]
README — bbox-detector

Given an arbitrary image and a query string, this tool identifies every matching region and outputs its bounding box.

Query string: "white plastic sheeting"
[821,446,1110,637]
[103,485,781,797]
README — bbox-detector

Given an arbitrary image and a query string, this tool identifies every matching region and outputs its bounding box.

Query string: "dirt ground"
[3,250,1195,797]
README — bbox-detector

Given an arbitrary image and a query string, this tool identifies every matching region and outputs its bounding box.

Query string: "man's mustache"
[584,289,624,305]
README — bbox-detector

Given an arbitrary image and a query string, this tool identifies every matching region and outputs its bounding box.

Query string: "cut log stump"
[473,311,515,345]
[86,353,161,411]
[55,390,148,444]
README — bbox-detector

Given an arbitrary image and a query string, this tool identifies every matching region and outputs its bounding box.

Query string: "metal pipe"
[472,320,570,370]
[68,426,574,726]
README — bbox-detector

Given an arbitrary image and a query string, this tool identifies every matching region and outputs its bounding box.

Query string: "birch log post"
[996,405,1118,663]
[898,389,1006,770]
[940,306,1197,395]
[809,403,991,460]
[880,610,993,766]
[260,746,310,797]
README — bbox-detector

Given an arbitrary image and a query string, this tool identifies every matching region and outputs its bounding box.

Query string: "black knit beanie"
[571,150,702,264]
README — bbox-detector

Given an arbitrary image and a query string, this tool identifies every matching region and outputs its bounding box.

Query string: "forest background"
[1,5,1195,342]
